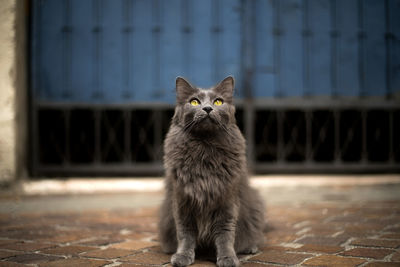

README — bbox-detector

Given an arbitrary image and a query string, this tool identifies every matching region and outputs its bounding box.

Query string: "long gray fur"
[159,76,265,267]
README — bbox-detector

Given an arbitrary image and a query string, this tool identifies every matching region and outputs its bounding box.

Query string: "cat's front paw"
[217,255,240,267]
[171,252,194,267]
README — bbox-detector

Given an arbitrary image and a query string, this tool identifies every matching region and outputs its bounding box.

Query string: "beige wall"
[0,0,27,183]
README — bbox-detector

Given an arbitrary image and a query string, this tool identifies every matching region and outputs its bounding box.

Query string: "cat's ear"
[176,77,197,104]
[214,76,235,102]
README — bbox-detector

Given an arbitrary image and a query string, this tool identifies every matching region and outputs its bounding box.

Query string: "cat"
[159,76,265,267]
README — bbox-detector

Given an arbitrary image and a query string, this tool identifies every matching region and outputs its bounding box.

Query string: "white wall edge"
[21,175,400,195]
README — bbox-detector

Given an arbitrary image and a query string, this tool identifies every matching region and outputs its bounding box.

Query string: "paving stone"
[191,261,216,267]
[364,263,400,267]
[345,224,385,236]
[38,233,93,243]
[297,236,349,246]
[5,253,63,264]
[40,245,97,256]
[115,232,152,240]
[387,226,400,233]
[340,248,394,259]
[163,260,216,267]
[39,258,110,267]
[121,251,170,265]
[351,238,400,249]
[380,233,400,239]
[118,264,156,267]
[264,232,297,245]
[0,241,55,252]
[259,245,296,252]
[147,245,164,253]
[303,255,366,267]
[0,262,26,267]
[111,240,157,251]
[307,226,340,236]
[82,248,135,259]
[295,244,344,254]
[0,250,23,260]
[330,214,364,223]
[0,231,50,241]
[2,183,400,266]
[0,239,19,246]
[242,263,277,267]
[249,250,313,265]
[78,237,125,246]
[391,251,400,262]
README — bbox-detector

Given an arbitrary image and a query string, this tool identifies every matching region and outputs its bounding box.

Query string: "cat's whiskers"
[183,120,196,132]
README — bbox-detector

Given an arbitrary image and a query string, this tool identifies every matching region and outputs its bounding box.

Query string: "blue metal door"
[32,0,242,104]
[246,0,400,98]
[31,0,400,176]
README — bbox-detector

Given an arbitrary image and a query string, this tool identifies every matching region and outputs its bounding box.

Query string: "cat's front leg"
[214,218,240,267]
[172,227,196,266]
[171,208,197,266]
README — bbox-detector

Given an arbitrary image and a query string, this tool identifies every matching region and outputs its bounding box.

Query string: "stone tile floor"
[1,176,400,267]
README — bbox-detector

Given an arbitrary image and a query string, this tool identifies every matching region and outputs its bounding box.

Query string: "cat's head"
[172,76,236,134]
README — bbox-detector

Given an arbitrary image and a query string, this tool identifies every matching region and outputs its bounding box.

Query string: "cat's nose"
[202,106,213,114]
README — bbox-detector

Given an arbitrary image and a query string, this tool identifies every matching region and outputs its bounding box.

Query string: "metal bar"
[182,0,192,78]
[35,163,165,176]
[152,0,162,97]
[334,109,341,164]
[306,110,312,162]
[31,0,41,176]
[35,98,399,109]
[242,0,256,169]
[124,109,132,162]
[62,0,72,99]
[241,0,255,99]
[94,108,101,163]
[389,109,394,163]
[122,0,133,99]
[302,0,311,96]
[277,110,284,162]
[245,105,255,169]
[361,109,367,163]
[153,109,162,161]
[212,0,221,82]
[92,0,103,99]
[34,162,400,176]
[358,0,365,97]
[273,0,282,97]
[330,0,338,97]
[254,162,400,174]
[384,0,392,99]
[240,98,400,109]
[64,108,70,165]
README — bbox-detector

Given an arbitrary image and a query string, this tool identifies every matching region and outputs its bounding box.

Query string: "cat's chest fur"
[166,128,244,206]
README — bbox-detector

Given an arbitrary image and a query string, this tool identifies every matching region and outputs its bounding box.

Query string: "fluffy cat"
[159,76,265,267]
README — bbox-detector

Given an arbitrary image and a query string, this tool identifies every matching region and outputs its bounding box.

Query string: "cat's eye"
[214,99,223,106]
[190,99,200,106]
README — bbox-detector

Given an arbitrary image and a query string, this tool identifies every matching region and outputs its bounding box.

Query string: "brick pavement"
[1,183,400,266]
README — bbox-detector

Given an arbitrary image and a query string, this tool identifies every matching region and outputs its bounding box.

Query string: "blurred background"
[1,0,399,181]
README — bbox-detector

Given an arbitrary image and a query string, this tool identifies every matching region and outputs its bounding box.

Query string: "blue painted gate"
[31,0,400,175]
[32,0,242,103]
[32,0,400,103]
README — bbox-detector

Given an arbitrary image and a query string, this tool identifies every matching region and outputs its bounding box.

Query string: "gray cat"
[159,76,265,267]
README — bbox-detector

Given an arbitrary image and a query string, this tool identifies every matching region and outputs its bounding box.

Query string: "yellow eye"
[190,99,200,106]
[214,99,223,106]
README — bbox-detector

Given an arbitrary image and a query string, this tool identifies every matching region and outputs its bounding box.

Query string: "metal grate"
[33,107,174,176]
[32,104,400,176]
[251,104,400,173]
